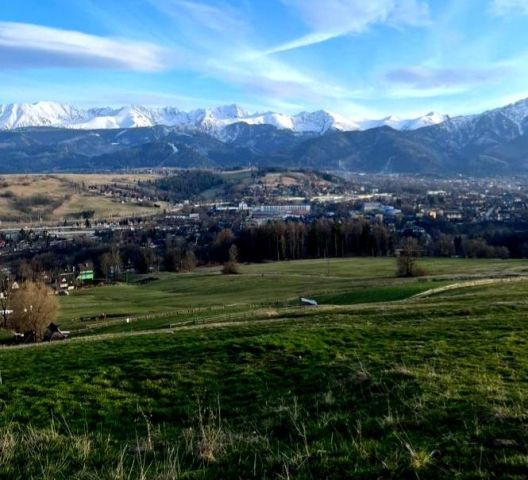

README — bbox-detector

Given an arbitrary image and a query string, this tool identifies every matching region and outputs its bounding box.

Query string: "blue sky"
[1,0,528,118]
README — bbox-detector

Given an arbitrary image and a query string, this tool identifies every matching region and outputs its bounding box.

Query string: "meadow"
[0,174,161,224]
[0,257,527,478]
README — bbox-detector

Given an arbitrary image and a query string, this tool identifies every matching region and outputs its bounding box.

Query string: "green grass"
[314,282,432,304]
[240,257,528,278]
[59,257,525,328]
[0,257,528,478]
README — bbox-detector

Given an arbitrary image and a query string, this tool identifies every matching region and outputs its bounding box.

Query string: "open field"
[0,174,162,224]
[1,257,528,478]
[58,258,527,327]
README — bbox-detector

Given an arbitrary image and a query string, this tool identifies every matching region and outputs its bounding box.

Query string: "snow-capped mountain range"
[0,101,449,136]
[2,98,528,175]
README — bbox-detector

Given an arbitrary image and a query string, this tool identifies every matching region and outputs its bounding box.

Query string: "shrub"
[222,261,240,275]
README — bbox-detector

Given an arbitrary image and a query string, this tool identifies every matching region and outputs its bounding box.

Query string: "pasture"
[0,174,161,224]
[0,257,527,478]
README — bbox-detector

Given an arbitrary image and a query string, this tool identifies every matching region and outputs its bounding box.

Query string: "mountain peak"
[211,104,248,119]
[0,100,449,135]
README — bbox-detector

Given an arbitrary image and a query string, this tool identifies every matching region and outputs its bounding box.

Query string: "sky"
[1,0,528,119]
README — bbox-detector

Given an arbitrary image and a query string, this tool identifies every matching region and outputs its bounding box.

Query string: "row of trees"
[214,220,510,264]
[5,217,514,288]
[233,219,392,263]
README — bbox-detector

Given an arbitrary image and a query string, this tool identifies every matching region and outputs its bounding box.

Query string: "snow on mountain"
[292,110,361,133]
[0,101,87,129]
[486,97,528,135]
[359,112,449,131]
[0,101,449,136]
[406,112,450,129]
[428,97,528,149]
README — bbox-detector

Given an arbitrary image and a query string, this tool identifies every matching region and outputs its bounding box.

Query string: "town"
[0,169,525,293]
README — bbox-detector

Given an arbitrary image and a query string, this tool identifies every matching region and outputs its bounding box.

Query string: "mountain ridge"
[1,97,528,175]
[0,101,448,136]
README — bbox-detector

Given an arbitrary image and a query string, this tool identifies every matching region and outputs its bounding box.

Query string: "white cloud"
[172,0,247,34]
[385,66,509,89]
[147,0,250,40]
[262,0,430,55]
[490,0,528,15]
[144,0,377,116]
[0,22,167,71]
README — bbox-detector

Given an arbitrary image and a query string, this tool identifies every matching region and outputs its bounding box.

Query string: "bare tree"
[0,275,12,329]
[396,237,424,277]
[99,252,112,280]
[99,244,122,281]
[17,261,33,282]
[9,282,59,342]
[181,250,197,272]
[222,244,240,275]
[432,233,455,257]
[109,244,122,278]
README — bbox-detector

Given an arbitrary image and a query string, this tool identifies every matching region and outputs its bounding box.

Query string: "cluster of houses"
[54,265,95,295]
[0,264,95,296]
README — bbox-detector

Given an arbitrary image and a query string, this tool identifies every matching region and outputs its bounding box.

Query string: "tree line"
[4,217,514,287]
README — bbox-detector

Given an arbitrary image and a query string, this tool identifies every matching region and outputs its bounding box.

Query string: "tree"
[214,228,234,262]
[17,260,33,282]
[142,246,156,273]
[0,274,12,329]
[222,244,240,275]
[99,252,112,280]
[181,250,197,272]
[432,233,455,257]
[396,237,424,277]
[9,282,59,342]
[109,244,122,278]
[99,245,122,281]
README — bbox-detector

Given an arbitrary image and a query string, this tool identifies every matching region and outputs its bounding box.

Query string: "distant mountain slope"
[0,98,527,175]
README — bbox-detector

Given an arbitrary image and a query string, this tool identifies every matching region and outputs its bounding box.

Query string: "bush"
[222,261,240,275]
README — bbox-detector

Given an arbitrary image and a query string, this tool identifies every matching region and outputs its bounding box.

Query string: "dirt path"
[410,276,528,299]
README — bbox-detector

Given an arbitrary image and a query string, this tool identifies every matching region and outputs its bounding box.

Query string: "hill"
[0,173,163,224]
[0,258,528,478]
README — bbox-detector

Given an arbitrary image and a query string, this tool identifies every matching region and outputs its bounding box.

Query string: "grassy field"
[0,174,161,224]
[58,257,527,324]
[1,257,528,478]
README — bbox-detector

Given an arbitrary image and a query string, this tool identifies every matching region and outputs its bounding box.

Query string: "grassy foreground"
[0,258,528,479]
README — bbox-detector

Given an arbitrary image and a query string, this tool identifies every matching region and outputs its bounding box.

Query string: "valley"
[3,1,528,478]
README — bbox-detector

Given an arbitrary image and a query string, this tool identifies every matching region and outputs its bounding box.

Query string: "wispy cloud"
[145,0,377,116]
[146,0,250,41]
[0,22,168,71]
[490,0,528,15]
[385,66,510,89]
[171,0,248,35]
[260,0,430,55]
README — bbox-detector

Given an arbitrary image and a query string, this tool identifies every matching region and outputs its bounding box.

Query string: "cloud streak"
[0,22,167,71]
[145,0,376,116]
[385,66,510,89]
[490,0,528,15]
[260,0,430,55]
